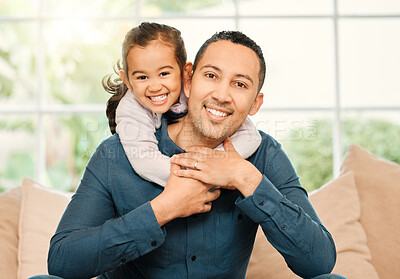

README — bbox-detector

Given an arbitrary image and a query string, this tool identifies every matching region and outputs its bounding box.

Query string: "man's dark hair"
[192,31,266,92]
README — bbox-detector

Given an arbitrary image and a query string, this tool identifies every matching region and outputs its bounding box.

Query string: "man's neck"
[167,116,223,150]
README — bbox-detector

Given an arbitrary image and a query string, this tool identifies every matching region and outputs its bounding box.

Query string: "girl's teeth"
[150,95,167,101]
[206,107,228,117]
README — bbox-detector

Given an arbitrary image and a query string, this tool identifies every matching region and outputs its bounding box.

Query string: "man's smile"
[204,104,232,121]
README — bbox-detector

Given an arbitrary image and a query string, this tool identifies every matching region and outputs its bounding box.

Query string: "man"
[42,31,344,279]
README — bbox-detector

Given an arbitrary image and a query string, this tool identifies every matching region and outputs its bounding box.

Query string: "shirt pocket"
[213,211,257,269]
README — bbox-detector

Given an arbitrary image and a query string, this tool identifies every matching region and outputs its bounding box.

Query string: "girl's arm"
[116,90,170,186]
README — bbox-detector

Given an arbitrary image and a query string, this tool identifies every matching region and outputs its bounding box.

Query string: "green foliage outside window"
[283,118,400,192]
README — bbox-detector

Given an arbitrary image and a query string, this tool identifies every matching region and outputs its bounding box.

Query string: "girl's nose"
[148,79,162,92]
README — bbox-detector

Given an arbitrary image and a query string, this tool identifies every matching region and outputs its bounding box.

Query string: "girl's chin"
[147,104,171,114]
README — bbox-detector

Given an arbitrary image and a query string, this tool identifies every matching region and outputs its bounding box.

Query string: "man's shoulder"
[250,131,290,173]
[86,134,130,172]
[99,133,122,148]
[250,130,284,162]
[94,134,125,157]
[258,130,282,151]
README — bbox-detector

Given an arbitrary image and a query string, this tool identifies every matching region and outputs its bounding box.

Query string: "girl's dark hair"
[103,22,187,134]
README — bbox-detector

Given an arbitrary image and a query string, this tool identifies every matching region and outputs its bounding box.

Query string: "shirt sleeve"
[116,91,170,186]
[235,144,336,278]
[48,143,166,279]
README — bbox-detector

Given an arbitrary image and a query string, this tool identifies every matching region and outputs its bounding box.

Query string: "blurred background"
[0,0,399,193]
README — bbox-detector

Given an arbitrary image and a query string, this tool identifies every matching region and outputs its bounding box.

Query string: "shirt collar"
[156,117,186,157]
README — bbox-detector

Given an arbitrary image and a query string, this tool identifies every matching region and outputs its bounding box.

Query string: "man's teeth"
[150,94,167,101]
[206,107,228,117]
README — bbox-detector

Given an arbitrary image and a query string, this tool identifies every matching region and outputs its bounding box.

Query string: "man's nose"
[211,82,232,103]
[148,78,162,92]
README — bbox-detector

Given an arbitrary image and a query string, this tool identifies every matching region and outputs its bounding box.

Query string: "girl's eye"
[206,73,216,79]
[160,72,169,77]
[137,76,147,80]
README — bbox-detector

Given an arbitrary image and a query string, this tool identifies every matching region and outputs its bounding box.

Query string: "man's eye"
[206,73,216,79]
[236,82,246,88]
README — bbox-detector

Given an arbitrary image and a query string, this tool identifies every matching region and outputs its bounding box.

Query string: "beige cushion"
[17,178,72,279]
[340,144,400,279]
[311,172,378,278]
[0,187,22,279]
[247,172,378,279]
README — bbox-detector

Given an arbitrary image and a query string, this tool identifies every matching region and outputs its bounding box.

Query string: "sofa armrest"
[0,186,22,279]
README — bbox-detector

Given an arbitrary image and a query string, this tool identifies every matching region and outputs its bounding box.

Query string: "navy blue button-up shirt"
[48,120,336,279]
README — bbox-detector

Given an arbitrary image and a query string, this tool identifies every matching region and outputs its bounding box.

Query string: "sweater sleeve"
[229,117,261,159]
[214,117,261,159]
[235,144,336,278]
[47,143,166,279]
[116,91,170,186]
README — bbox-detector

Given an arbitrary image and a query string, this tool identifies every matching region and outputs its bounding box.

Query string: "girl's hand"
[170,138,262,197]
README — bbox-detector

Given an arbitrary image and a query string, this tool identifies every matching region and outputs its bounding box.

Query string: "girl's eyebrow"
[131,65,174,76]
[159,65,174,71]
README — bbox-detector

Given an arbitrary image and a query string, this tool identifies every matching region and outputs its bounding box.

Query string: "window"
[1,0,399,192]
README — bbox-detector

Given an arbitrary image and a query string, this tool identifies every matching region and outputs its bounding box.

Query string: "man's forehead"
[197,40,260,80]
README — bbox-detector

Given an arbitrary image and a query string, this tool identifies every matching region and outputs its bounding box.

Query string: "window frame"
[1,0,399,185]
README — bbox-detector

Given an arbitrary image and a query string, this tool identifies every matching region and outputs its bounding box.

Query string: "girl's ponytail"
[103,61,127,134]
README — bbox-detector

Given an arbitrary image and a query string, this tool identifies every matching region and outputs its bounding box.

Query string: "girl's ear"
[249,92,264,116]
[119,70,132,89]
[183,62,193,98]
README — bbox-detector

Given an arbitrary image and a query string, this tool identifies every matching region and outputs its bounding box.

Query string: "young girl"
[103,22,261,186]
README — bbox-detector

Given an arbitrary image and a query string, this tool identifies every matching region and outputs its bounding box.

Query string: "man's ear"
[249,93,264,116]
[183,62,193,98]
[119,70,132,89]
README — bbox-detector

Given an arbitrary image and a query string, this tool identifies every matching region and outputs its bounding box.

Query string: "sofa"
[0,145,399,279]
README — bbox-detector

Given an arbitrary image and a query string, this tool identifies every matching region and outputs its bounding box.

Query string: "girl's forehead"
[125,41,180,72]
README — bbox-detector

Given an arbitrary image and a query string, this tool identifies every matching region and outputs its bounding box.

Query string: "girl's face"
[120,40,182,114]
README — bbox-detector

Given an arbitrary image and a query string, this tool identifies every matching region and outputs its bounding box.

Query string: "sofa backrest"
[340,144,400,279]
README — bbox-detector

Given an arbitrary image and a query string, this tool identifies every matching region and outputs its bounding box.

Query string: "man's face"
[184,40,263,142]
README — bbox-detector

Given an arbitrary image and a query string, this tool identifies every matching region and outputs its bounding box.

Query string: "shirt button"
[259,201,264,206]
[238,214,243,220]
[281,225,287,230]
[191,255,197,261]
[121,258,127,263]
[151,241,157,247]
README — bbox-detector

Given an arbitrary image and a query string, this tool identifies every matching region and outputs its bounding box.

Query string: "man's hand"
[170,138,263,198]
[150,162,221,227]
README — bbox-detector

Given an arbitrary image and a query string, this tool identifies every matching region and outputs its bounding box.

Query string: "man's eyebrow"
[200,64,254,85]
[131,65,174,76]
[200,64,254,84]
[235,74,254,85]
[200,64,221,72]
